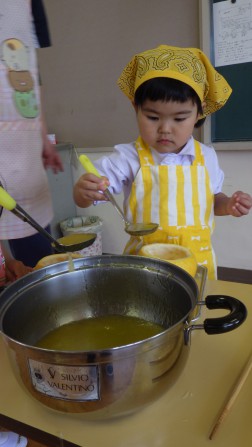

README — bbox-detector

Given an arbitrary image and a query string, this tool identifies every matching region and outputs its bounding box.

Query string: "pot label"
[28,359,100,401]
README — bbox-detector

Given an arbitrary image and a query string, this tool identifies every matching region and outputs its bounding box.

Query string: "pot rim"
[0,321,185,359]
[0,255,198,356]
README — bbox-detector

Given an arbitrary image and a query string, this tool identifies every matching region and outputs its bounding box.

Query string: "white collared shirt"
[94,136,224,202]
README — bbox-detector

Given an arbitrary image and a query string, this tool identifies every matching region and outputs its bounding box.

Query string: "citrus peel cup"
[138,243,198,277]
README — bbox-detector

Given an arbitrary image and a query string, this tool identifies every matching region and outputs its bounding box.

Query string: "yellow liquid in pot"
[36,315,164,351]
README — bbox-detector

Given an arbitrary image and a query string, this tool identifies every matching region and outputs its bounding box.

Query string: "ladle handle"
[78,155,131,226]
[79,155,102,178]
[14,205,60,247]
[0,186,17,210]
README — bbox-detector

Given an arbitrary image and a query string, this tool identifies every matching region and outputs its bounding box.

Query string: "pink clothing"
[0,0,53,239]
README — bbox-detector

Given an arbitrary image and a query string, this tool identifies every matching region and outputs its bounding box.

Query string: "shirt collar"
[151,136,196,162]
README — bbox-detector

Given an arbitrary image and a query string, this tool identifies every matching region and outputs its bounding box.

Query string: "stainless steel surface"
[0,256,246,420]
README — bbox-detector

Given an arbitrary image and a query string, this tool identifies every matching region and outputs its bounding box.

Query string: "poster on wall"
[213,0,252,67]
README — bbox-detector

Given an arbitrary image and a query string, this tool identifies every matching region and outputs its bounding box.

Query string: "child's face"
[135,99,201,154]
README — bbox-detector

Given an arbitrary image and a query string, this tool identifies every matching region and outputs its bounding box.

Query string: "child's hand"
[73,173,110,207]
[226,191,252,217]
[6,259,33,282]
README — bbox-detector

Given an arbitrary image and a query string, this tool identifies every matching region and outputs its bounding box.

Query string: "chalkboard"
[211,0,252,143]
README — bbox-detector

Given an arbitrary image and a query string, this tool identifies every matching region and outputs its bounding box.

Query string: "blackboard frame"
[199,0,252,150]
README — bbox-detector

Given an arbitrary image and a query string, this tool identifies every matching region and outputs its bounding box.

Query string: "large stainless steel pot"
[0,255,247,420]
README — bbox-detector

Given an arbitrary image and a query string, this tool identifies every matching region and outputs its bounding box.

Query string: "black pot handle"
[204,295,247,334]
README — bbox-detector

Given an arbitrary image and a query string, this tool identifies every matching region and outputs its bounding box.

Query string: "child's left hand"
[6,259,33,282]
[227,191,252,217]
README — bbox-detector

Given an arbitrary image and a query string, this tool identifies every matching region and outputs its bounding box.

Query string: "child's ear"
[197,101,206,121]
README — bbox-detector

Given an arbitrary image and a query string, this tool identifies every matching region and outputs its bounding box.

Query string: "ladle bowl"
[0,187,96,253]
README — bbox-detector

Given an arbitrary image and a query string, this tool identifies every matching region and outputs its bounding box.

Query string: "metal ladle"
[78,155,159,237]
[0,186,96,253]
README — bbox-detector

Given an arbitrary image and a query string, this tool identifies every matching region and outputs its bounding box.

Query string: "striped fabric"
[124,137,216,279]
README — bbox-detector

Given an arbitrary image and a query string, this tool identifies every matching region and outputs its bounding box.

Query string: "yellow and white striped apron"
[124,136,217,279]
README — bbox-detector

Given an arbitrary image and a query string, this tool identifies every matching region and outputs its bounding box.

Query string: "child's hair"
[134,78,206,128]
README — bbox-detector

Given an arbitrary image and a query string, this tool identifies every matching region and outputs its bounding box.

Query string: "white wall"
[212,151,252,270]
[41,0,199,148]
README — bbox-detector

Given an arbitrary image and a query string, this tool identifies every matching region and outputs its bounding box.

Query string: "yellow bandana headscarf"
[117,45,232,116]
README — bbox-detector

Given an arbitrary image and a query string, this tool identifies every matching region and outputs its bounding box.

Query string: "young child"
[73,45,252,279]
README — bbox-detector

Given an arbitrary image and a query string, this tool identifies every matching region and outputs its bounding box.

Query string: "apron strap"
[192,140,205,166]
[136,136,155,166]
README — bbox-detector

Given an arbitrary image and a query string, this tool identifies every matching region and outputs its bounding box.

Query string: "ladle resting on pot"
[0,187,96,253]
[78,155,158,237]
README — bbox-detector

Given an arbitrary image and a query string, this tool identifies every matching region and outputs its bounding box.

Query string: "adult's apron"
[124,136,217,279]
[0,0,53,239]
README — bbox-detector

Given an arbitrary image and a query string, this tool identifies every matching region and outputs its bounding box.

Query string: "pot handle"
[203,295,247,334]
[185,295,247,345]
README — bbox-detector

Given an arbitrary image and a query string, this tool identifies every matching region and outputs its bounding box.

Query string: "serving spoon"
[0,186,96,253]
[78,155,159,237]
